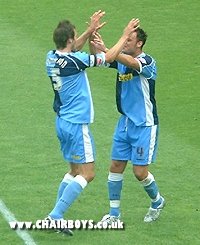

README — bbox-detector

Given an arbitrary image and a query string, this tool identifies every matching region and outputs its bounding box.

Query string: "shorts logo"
[72,155,81,160]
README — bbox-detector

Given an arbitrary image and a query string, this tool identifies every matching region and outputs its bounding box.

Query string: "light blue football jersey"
[109,52,158,126]
[46,50,106,123]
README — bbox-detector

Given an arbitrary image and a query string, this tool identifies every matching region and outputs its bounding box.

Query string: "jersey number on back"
[51,68,62,91]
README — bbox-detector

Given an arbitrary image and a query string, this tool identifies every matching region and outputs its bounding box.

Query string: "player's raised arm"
[105,18,140,63]
[90,18,140,60]
[91,19,141,70]
[90,31,107,54]
[75,10,106,50]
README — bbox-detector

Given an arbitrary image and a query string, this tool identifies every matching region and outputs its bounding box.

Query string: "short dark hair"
[53,20,75,49]
[135,28,147,48]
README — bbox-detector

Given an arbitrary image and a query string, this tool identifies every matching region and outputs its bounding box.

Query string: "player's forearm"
[75,30,92,50]
[105,35,128,63]
[115,53,140,71]
[88,34,97,54]
[76,10,106,51]
[105,18,139,62]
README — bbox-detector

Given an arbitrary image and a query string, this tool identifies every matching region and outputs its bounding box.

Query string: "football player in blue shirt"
[92,28,165,223]
[45,10,139,235]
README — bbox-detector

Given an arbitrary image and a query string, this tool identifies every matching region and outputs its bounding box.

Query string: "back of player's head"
[53,20,75,49]
[136,28,147,48]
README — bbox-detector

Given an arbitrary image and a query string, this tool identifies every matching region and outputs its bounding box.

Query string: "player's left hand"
[90,32,107,52]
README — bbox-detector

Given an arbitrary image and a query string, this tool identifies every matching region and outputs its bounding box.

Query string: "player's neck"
[57,47,72,53]
[133,49,143,57]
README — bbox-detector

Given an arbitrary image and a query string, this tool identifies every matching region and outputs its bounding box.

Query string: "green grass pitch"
[1,0,200,244]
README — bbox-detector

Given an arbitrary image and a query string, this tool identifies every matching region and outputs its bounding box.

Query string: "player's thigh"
[56,116,66,146]
[111,117,131,161]
[131,125,158,165]
[61,122,95,164]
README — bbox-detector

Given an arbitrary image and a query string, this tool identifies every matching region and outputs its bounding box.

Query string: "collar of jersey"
[55,50,71,56]
[136,52,145,58]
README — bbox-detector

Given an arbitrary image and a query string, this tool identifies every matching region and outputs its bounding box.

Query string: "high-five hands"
[123,18,140,38]
[90,18,140,53]
[87,10,107,33]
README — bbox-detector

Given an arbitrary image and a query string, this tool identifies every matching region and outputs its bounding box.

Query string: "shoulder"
[70,51,89,59]
[136,53,156,66]
[46,50,57,66]
[46,50,56,57]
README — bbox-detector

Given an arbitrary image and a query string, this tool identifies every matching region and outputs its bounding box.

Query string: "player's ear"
[68,38,73,44]
[137,40,143,48]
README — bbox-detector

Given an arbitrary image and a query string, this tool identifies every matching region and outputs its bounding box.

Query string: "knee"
[133,167,148,181]
[110,162,120,172]
[69,169,79,177]
[110,160,127,173]
[82,172,95,183]
[87,172,95,183]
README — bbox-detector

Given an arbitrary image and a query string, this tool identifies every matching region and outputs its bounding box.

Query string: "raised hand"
[87,10,106,33]
[90,32,107,52]
[123,18,140,38]
[75,10,106,51]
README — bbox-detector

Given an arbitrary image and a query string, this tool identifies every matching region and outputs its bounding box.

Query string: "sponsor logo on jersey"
[118,73,133,82]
